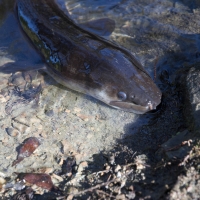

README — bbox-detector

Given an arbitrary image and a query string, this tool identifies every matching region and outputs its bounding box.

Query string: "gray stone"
[161,130,193,160]
[181,64,200,135]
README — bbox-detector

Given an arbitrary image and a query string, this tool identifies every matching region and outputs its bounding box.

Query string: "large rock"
[180,63,200,136]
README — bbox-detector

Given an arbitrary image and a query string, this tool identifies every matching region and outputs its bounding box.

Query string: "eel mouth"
[109,101,156,114]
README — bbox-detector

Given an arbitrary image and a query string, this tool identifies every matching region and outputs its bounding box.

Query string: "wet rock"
[181,64,200,134]
[161,130,193,160]
[13,180,26,191]
[44,109,54,117]
[17,173,54,191]
[6,127,20,137]
[12,137,41,166]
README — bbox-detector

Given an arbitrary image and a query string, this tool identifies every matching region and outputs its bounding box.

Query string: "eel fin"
[79,18,115,36]
[0,60,45,74]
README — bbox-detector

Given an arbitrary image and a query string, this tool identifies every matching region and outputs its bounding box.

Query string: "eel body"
[16,0,162,114]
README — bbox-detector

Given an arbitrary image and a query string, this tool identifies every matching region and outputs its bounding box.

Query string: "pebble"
[116,171,122,178]
[77,161,88,173]
[52,173,64,182]
[116,194,126,199]
[0,177,6,188]
[115,165,121,172]
[12,137,41,166]
[18,173,54,191]
[0,94,7,103]
[6,127,20,137]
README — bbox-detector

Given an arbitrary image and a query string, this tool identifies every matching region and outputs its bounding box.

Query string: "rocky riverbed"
[0,0,199,199]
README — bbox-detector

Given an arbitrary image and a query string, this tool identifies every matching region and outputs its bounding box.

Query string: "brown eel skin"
[16,0,162,114]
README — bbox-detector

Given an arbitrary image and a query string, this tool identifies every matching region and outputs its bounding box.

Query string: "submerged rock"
[17,173,54,191]
[12,137,40,166]
[181,64,200,134]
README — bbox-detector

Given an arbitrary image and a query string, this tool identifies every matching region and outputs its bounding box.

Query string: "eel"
[16,0,162,114]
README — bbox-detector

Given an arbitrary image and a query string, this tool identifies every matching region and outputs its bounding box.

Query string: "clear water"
[0,0,199,174]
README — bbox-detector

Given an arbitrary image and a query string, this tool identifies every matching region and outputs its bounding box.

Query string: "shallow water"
[0,0,199,176]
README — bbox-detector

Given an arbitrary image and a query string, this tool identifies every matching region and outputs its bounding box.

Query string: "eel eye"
[117,91,127,101]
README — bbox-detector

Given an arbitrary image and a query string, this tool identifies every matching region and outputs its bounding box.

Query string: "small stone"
[0,94,7,103]
[129,185,134,191]
[78,161,88,173]
[6,127,20,137]
[74,153,84,164]
[105,165,111,171]
[115,165,121,172]
[12,137,41,166]
[68,186,78,194]
[52,173,64,182]
[0,172,6,178]
[112,186,121,194]
[18,173,54,191]
[116,171,122,178]
[74,107,81,113]
[65,109,71,113]
[1,137,9,146]
[66,195,74,200]
[0,177,6,186]
[108,153,115,165]
[13,180,26,190]
[61,156,76,175]
[126,191,136,199]
[116,194,126,200]
[44,168,54,174]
